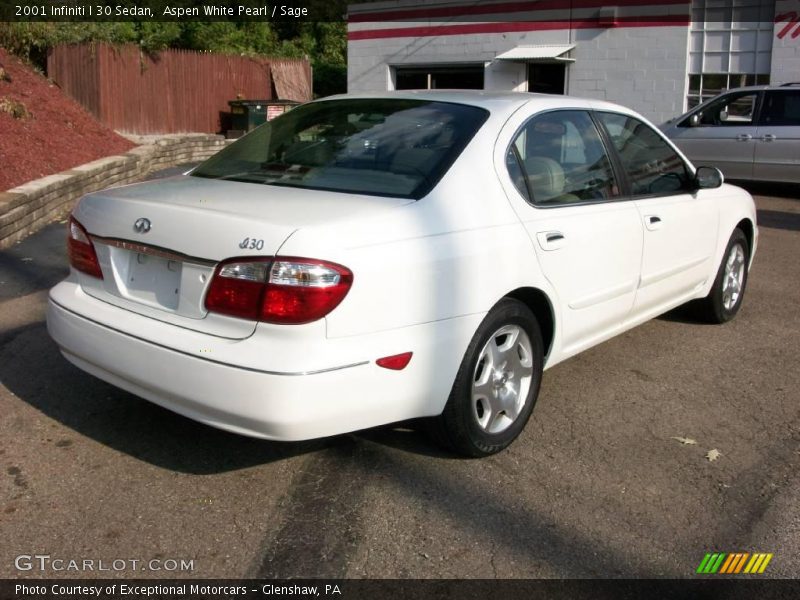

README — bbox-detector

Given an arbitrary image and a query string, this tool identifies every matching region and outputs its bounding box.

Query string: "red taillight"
[204,257,353,325]
[67,217,103,279]
[204,259,271,320]
[261,258,353,324]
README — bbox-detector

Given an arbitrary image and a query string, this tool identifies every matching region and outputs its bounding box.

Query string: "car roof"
[318,89,633,120]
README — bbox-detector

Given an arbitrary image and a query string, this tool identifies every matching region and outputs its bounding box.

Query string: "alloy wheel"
[471,324,534,434]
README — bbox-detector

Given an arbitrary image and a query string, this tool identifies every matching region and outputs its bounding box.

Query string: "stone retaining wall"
[0,134,229,250]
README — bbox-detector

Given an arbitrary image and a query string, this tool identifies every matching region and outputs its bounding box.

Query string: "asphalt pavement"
[0,180,798,580]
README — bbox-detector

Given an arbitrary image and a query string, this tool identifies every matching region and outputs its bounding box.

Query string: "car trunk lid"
[72,175,412,338]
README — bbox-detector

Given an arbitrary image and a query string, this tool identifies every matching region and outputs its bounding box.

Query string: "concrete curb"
[0,133,231,250]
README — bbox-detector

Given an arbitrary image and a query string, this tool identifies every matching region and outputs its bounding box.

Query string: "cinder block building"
[347,0,799,124]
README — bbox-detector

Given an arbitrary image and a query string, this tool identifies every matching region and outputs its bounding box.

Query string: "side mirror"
[689,114,701,127]
[719,109,728,122]
[694,166,724,189]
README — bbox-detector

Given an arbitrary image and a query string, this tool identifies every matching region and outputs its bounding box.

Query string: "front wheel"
[697,228,750,324]
[430,299,544,457]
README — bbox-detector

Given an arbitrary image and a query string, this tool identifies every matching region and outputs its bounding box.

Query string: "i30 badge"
[133,218,151,234]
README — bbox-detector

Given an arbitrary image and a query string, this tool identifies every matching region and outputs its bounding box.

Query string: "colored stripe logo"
[696,552,773,574]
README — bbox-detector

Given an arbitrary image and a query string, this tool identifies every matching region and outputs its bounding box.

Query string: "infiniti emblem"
[133,218,151,234]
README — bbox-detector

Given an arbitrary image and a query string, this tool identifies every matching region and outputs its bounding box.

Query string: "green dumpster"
[227,100,300,138]
[228,100,268,134]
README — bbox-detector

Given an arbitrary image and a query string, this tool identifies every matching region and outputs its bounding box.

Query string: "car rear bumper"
[47,280,479,441]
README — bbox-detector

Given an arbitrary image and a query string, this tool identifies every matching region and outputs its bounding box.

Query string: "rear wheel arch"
[430,297,545,456]
[505,287,555,359]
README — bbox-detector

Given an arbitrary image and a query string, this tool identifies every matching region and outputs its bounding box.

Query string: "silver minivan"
[661,84,800,184]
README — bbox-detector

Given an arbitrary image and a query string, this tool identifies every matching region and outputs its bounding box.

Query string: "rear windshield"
[192,99,489,199]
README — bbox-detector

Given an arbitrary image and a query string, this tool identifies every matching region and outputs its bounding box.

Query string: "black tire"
[696,228,750,324]
[429,298,544,457]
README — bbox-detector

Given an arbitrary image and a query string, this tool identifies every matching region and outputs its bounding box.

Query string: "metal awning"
[494,45,576,63]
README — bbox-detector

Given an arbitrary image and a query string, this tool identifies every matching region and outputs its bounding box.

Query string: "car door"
[753,88,800,183]
[667,90,761,180]
[502,109,642,356]
[595,112,719,321]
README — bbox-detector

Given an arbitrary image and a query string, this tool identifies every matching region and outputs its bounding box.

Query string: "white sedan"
[47,91,757,456]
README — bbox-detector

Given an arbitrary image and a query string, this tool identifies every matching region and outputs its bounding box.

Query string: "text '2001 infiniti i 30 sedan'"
[47,91,757,456]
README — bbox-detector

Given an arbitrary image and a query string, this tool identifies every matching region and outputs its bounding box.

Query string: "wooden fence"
[47,44,311,134]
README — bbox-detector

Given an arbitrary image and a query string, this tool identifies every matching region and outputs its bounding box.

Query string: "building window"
[394,65,484,90]
[687,0,775,109]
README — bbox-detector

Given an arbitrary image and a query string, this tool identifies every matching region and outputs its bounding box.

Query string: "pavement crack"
[490,543,499,578]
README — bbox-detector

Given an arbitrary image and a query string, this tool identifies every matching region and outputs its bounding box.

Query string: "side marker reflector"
[376,352,413,370]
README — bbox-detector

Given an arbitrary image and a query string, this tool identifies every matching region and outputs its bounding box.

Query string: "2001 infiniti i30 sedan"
[47,91,757,456]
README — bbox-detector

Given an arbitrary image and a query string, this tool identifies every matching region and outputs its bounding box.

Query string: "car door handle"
[536,231,566,251]
[736,134,752,141]
[761,134,777,142]
[645,215,662,231]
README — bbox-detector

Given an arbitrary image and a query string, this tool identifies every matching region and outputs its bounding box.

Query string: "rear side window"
[507,110,618,205]
[759,91,800,126]
[192,99,489,199]
[596,112,691,196]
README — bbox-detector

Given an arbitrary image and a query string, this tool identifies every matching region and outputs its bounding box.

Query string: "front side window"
[597,112,691,196]
[687,91,761,127]
[507,110,618,205]
[193,99,489,199]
